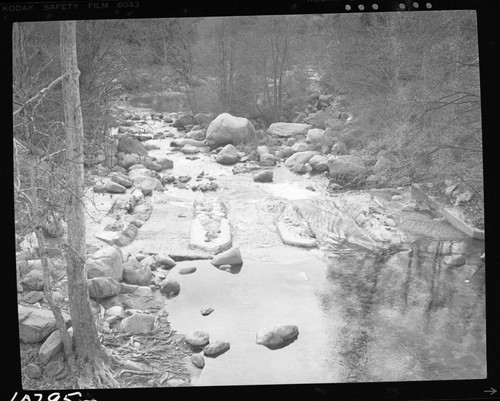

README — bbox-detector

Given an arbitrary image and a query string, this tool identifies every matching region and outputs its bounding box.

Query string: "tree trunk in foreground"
[60,20,117,388]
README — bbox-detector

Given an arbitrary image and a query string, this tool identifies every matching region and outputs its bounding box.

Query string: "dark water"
[320,239,486,382]
[129,93,189,114]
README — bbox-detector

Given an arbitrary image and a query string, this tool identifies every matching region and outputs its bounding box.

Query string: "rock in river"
[211,247,243,266]
[87,277,121,300]
[184,330,210,347]
[444,255,466,267]
[117,137,148,156]
[179,266,197,275]
[201,306,214,316]
[191,354,205,369]
[160,279,181,296]
[203,340,230,357]
[256,324,299,349]
[216,144,239,165]
[254,170,273,183]
[206,113,256,147]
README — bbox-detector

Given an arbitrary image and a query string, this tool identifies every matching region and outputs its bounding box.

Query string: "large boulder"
[256,324,299,348]
[216,144,239,165]
[327,155,366,177]
[117,137,148,156]
[39,327,73,365]
[87,277,122,300]
[111,173,133,188]
[284,151,320,174]
[120,313,155,334]
[291,142,309,153]
[86,246,123,281]
[374,156,393,172]
[205,113,256,147]
[18,305,71,344]
[267,122,312,137]
[160,279,181,296]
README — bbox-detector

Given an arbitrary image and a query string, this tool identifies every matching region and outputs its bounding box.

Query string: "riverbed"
[91,101,487,386]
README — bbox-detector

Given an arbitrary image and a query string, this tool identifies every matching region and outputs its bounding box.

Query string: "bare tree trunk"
[60,20,117,388]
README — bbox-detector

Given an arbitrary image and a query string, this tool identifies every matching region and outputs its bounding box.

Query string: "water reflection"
[320,239,486,382]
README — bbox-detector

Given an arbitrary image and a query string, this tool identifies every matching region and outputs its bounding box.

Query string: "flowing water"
[110,102,486,386]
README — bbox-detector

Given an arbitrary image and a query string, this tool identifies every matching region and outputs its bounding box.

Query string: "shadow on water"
[320,238,486,382]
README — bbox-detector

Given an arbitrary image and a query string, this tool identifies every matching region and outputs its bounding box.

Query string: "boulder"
[327,155,366,177]
[308,155,329,172]
[257,146,270,156]
[291,142,309,153]
[211,247,242,266]
[25,363,42,379]
[39,327,73,365]
[112,194,136,212]
[306,128,329,150]
[128,169,154,181]
[285,151,320,174]
[135,177,163,196]
[117,137,148,156]
[20,270,44,291]
[253,170,274,183]
[23,291,45,304]
[160,279,181,295]
[259,153,276,167]
[191,354,205,368]
[303,110,328,129]
[128,163,148,171]
[267,122,312,137]
[194,112,215,127]
[44,360,65,378]
[87,277,122,300]
[184,330,210,347]
[120,313,155,334]
[120,154,140,169]
[154,252,177,269]
[105,306,125,319]
[203,340,230,357]
[138,157,162,172]
[256,324,299,348]
[205,113,256,147]
[123,259,153,286]
[106,181,127,194]
[216,144,239,165]
[181,145,201,154]
[157,157,174,170]
[18,305,71,344]
[186,129,206,141]
[331,141,348,155]
[86,246,123,281]
[111,173,133,188]
[173,114,196,128]
[444,255,466,267]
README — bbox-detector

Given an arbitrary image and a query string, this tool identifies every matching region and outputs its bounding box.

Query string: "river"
[102,100,486,386]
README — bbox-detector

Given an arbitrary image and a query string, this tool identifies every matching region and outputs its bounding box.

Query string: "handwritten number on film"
[11,392,95,401]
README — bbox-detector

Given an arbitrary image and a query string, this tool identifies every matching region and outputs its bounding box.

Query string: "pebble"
[200,306,214,316]
[179,266,197,275]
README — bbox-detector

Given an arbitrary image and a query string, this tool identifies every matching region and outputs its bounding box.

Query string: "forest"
[13,11,485,390]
